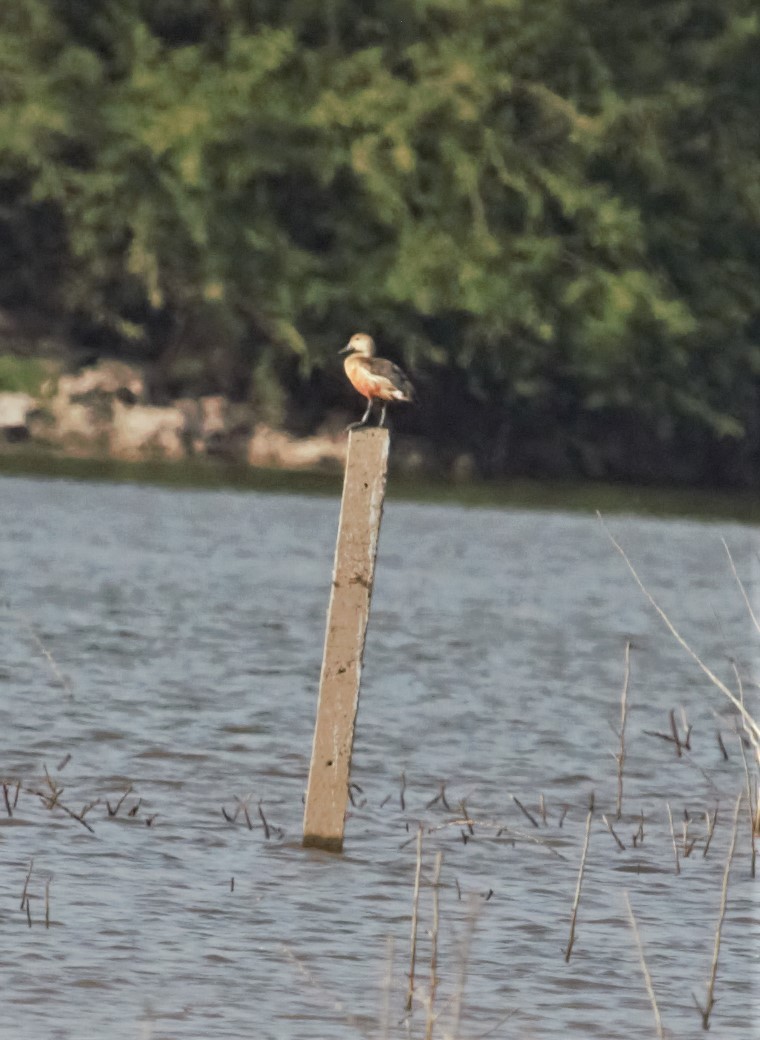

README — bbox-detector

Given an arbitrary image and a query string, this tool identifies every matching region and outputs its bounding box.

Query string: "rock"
[109,399,187,460]
[0,391,35,427]
[200,395,227,437]
[54,360,144,402]
[0,392,35,441]
[248,424,347,470]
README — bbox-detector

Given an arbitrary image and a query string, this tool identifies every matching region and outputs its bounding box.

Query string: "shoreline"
[2,445,759,525]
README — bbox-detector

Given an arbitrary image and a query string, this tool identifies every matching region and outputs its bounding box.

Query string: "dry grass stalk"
[424,851,443,1040]
[44,878,51,929]
[564,809,592,963]
[599,514,760,752]
[666,802,680,875]
[615,640,631,819]
[406,825,424,1013]
[624,892,666,1040]
[694,790,743,1030]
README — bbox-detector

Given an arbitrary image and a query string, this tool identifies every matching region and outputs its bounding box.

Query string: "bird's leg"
[379,402,388,427]
[346,398,374,431]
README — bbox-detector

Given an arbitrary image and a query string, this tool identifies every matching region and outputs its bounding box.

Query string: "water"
[0,475,757,1040]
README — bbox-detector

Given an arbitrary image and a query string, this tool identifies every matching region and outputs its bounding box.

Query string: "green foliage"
[1,0,759,481]
[0,356,48,395]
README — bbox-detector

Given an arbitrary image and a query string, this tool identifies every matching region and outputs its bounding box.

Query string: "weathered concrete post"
[303,427,390,852]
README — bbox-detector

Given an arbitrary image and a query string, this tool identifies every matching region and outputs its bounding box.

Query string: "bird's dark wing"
[364,357,415,400]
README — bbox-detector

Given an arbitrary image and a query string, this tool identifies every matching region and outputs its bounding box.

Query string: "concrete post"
[303,427,390,851]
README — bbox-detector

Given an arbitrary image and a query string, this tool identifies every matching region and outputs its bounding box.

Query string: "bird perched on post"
[339,332,415,429]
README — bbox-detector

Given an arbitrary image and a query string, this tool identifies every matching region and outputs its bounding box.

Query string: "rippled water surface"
[0,475,758,1040]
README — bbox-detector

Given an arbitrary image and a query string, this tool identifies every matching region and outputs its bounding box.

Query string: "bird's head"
[339,332,376,358]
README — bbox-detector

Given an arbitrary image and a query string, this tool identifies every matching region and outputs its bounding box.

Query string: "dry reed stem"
[406,826,423,1013]
[425,852,443,1040]
[280,943,370,1038]
[564,810,592,963]
[380,935,394,1040]
[2,782,12,817]
[721,538,760,639]
[695,790,743,1030]
[666,802,680,875]
[19,612,75,697]
[735,732,757,877]
[44,878,50,929]
[447,897,481,1040]
[599,513,760,750]
[615,640,631,819]
[624,892,665,1040]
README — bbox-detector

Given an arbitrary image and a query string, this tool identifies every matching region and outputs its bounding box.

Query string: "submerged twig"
[602,814,625,851]
[257,801,271,839]
[106,785,133,817]
[20,858,33,910]
[703,805,719,859]
[512,796,539,828]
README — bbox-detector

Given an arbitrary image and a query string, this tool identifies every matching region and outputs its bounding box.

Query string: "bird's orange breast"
[345,357,391,400]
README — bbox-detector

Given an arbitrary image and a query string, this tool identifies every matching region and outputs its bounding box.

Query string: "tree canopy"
[1,0,759,483]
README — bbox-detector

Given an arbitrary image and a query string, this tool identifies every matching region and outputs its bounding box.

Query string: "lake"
[0,473,757,1039]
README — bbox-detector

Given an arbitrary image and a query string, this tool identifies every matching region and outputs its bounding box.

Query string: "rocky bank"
[0,360,352,472]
